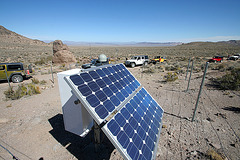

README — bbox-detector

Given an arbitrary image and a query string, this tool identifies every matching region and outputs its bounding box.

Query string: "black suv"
[0,63,31,83]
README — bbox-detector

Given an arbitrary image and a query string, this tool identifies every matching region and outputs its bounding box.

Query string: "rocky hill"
[0,25,52,64]
[0,25,49,45]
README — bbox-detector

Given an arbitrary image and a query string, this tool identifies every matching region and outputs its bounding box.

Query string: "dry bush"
[206,149,225,160]
[142,67,155,74]
[40,80,47,85]
[209,62,240,72]
[27,83,41,95]
[164,72,178,82]
[31,77,40,84]
[34,56,52,65]
[212,68,240,90]
[31,77,47,85]
[4,83,41,100]
[4,84,27,100]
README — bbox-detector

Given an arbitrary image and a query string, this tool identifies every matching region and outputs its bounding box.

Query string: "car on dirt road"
[208,56,223,63]
[227,54,240,61]
[124,55,149,68]
[151,56,166,64]
[0,62,31,83]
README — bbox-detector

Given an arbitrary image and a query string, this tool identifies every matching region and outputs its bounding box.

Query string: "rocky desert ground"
[0,60,240,160]
[0,25,240,160]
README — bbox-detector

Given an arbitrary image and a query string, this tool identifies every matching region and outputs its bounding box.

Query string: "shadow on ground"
[164,111,190,121]
[222,106,240,114]
[48,114,115,160]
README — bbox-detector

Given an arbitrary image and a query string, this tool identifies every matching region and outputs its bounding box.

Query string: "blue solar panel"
[65,64,141,124]
[102,87,164,160]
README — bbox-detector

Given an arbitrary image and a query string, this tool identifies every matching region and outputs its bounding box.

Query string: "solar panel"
[102,87,164,160]
[64,64,141,125]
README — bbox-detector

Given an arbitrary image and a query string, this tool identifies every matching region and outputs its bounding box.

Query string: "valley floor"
[0,65,239,160]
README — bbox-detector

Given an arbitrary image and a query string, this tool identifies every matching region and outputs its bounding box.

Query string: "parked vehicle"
[0,63,31,83]
[124,55,149,68]
[151,56,166,64]
[82,54,110,69]
[227,54,239,61]
[208,56,223,63]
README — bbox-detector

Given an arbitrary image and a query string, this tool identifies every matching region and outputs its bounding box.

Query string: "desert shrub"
[193,67,202,73]
[165,65,181,71]
[155,65,164,72]
[4,83,41,100]
[46,55,53,62]
[176,69,185,74]
[200,64,205,70]
[31,77,40,84]
[34,56,52,65]
[206,149,225,160]
[4,84,27,100]
[213,68,240,90]
[217,63,227,72]
[34,58,46,65]
[142,67,155,74]
[164,72,178,82]
[28,83,41,95]
[40,80,47,85]
[165,65,171,71]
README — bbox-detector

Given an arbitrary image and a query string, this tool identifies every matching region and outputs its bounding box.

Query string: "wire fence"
[154,61,240,160]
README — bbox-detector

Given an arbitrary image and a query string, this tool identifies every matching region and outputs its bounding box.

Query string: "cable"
[0,143,19,160]
[0,140,32,159]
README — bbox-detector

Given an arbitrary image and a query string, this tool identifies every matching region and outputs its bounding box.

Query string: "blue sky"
[0,0,240,42]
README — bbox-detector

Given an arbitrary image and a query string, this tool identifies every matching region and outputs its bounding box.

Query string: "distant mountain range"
[49,41,182,47]
[1,25,240,47]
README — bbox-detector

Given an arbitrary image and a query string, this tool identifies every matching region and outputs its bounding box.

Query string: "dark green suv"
[0,63,31,83]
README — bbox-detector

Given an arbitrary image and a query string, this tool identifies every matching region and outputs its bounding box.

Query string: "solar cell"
[102,87,164,160]
[65,64,141,124]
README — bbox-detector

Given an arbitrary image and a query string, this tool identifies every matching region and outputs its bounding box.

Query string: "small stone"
[210,143,221,149]
[162,124,167,128]
[230,143,236,147]
[206,117,214,122]
[0,118,8,123]
[191,150,198,156]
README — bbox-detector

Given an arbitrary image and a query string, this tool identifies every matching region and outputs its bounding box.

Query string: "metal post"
[4,68,11,90]
[186,60,194,92]
[185,58,191,80]
[192,62,209,122]
[50,64,54,84]
[94,121,101,152]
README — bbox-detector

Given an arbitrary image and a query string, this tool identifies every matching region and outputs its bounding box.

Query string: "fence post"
[192,62,209,122]
[185,58,191,80]
[186,60,194,92]
[51,64,54,84]
[4,68,12,90]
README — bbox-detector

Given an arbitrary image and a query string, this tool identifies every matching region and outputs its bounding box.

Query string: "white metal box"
[57,69,93,137]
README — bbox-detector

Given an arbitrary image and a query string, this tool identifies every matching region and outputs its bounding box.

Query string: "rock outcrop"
[52,40,76,64]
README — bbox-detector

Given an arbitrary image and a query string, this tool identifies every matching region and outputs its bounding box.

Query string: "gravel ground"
[0,65,239,160]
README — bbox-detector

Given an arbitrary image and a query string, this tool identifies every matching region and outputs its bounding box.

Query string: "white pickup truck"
[124,55,149,68]
[228,54,240,61]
